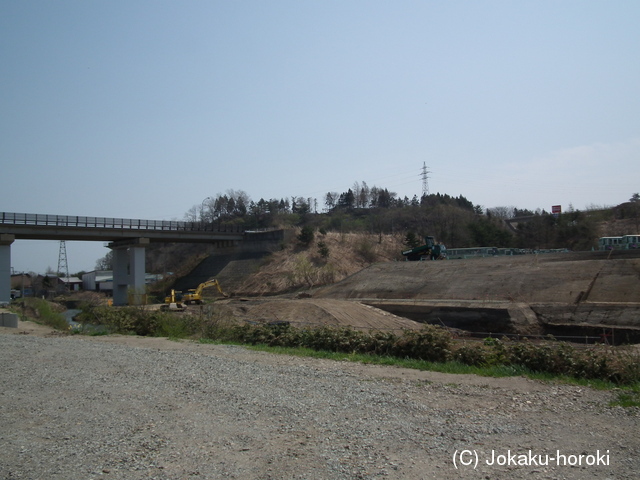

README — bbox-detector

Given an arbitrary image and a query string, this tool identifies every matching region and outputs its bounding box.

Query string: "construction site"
[173,238,640,345]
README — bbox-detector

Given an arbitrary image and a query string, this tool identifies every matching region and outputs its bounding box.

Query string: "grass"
[12,298,68,331]
[610,390,640,408]
[21,300,638,401]
[199,340,638,394]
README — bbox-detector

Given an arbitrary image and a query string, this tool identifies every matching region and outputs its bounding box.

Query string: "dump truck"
[401,236,443,261]
[182,279,228,305]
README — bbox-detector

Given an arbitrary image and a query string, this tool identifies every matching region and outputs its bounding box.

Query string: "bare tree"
[486,206,515,219]
[184,205,198,222]
[325,192,338,211]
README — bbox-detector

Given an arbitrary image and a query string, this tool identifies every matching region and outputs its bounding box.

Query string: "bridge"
[0,212,248,306]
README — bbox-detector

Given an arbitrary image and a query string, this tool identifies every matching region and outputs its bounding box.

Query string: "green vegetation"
[137,187,631,277]
[184,188,622,252]
[609,389,640,408]
[11,298,68,331]
[68,304,640,390]
[74,305,203,339]
[14,299,639,396]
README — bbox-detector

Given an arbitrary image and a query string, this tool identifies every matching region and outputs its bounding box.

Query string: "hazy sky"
[1,1,639,273]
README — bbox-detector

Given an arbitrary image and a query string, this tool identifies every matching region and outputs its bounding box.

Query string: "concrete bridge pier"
[110,238,149,306]
[0,234,15,306]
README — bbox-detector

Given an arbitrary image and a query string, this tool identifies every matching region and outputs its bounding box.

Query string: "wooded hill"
[131,189,640,280]
[182,189,640,251]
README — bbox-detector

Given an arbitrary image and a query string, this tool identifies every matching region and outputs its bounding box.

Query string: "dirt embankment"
[168,233,640,338]
[313,250,640,305]
[209,250,640,338]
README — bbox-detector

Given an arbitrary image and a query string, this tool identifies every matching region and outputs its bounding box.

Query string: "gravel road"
[1,326,638,480]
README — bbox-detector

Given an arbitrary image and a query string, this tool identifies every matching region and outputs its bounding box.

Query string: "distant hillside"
[234,231,406,296]
[147,215,638,298]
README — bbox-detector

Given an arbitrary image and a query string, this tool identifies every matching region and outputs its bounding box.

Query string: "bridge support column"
[109,238,149,306]
[112,247,129,306]
[129,245,146,305]
[0,234,15,306]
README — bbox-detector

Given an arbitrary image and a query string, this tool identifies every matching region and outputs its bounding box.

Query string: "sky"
[1,0,639,274]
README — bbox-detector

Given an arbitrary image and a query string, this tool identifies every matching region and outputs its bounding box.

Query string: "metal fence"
[0,212,243,233]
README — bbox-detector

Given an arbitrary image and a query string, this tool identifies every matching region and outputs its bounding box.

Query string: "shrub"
[356,238,377,263]
[297,226,315,246]
[15,298,68,331]
[317,241,330,259]
[76,305,196,337]
[391,326,453,362]
[455,343,491,366]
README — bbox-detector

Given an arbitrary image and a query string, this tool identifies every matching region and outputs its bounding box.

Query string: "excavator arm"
[183,279,228,304]
[195,279,227,297]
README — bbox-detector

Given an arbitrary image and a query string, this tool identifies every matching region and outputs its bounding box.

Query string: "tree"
[486,206,514,219]
[468,217,513,247]
[317,241,329,259]
[337,189,355,210]
[184,205,198,222]
[629,193,640,232]
[324,192,338,211]
[297,225,315,246]
[403,232,421,249]
[95,251,113,270]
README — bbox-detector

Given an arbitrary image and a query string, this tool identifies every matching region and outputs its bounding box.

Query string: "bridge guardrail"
[0,212,243,233]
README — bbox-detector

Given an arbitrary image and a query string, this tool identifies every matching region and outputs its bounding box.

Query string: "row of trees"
[95,190,637,274]
[176,186,640,252]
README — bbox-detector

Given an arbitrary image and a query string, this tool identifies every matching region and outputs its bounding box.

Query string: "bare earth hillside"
[208,248,640,339]
[231,231,406,296]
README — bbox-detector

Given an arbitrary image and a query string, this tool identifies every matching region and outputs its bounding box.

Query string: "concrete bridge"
[0,212,256,306]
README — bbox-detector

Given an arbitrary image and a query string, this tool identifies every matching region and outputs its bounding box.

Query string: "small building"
[10,273,32,292]
[82,271,114,293]
[82,271,163,295]
[598,235,640,250]
[60,276,83,292]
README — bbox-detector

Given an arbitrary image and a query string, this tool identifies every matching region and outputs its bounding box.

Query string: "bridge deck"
[0,212,245,243]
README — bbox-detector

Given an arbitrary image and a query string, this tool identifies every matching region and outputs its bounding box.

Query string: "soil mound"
[216,298,424,332]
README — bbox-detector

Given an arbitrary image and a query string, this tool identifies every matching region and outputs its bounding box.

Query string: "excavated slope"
[312,250,640,338]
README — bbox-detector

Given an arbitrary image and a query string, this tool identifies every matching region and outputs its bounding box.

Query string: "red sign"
[552,205,562,214]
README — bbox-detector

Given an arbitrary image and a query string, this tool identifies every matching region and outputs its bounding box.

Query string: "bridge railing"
[0,212,243,233]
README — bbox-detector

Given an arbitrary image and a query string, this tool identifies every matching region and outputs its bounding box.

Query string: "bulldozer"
[181,279,228,305]
[401,236,443,261]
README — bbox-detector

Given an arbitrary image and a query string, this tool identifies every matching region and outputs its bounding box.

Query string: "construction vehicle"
[401,236,443,261]
[162,289,185,310]
[181,279,228,305]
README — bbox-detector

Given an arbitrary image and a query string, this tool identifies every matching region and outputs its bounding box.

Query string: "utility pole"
[421,162,430,197]
[57,240,70,291]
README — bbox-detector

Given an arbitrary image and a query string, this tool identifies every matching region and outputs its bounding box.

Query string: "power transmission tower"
[421,162,430,197]
[57,240,70,290]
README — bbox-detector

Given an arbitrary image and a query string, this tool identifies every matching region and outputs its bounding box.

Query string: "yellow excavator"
[162,289,185,311]
[181,279,228,305]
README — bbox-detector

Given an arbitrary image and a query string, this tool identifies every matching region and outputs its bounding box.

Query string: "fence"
[0,212,243,233]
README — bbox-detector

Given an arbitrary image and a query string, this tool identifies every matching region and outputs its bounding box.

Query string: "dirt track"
[1,321,639,479]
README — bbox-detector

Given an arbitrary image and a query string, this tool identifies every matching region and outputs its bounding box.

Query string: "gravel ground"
[1,327,638,480]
